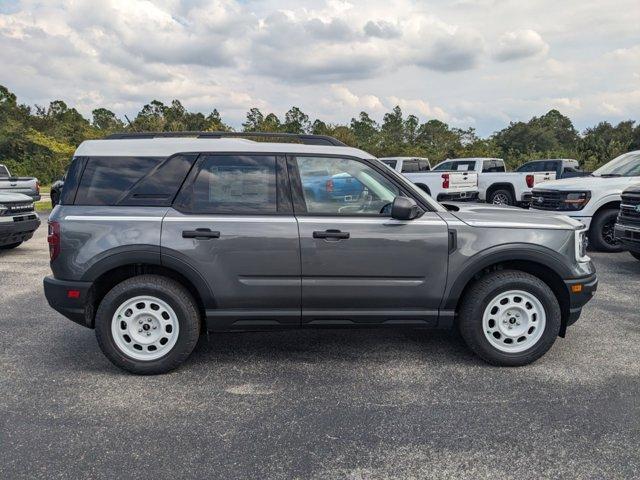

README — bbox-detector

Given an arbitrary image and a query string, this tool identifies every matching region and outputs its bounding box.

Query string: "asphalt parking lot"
[1,213,639,480]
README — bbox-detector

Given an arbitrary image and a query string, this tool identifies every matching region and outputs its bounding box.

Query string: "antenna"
[124,115,137,132]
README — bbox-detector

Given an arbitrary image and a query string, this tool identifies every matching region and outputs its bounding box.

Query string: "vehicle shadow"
[49,324,482,375]
[187,327,480,368]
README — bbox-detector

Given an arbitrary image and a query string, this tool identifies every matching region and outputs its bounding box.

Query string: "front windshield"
[593,151,640,177]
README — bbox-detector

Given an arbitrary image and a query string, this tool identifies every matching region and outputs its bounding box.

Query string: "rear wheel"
[51,191,59,207]
[95,275,201,374]
[488,188,514,206]
[458,270,561,366]
[0,242,22,250]
[589,208,622,252]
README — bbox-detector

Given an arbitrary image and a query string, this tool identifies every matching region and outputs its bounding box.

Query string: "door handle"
[182,228,220,239]
[313,229,350,240]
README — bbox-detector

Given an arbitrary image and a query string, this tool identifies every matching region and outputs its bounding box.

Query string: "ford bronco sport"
[43,132,597,374]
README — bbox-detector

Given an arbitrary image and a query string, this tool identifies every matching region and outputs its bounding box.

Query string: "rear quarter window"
[75,156,163,206]
[74,155,197,206]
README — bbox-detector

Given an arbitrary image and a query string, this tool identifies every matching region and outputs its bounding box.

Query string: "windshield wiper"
[598,173,622,177]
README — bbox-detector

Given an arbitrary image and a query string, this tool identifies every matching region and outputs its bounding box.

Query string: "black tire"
[488,188,514,206]
[51,191,59,207]
[416,184,431,196]
[589,208,622,252]
[458,270,561,366]
[0,242,22,250]
[631,251,640,261]
[95,274,201,375]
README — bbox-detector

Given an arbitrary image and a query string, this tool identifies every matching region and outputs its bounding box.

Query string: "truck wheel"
[488,189,514,206]
[458,270,561,366]
[416,184,431,196]
[631,252,640,261]
[51,191,59,207]
[95,274,201,375]
[0,242,22,250]
[589,208,622,252]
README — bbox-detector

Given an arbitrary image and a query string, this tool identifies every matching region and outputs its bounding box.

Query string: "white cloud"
[0,0,638,134]
[493,29,549,62]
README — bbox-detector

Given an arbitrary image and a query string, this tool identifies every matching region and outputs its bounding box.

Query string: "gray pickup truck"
[0,192,40,249]
[0,164,41,201]
[43,132,597,374]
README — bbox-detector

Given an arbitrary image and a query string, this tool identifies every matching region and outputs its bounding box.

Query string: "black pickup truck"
[615,185,640,261]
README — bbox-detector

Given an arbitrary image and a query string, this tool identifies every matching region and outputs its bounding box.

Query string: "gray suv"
[43,133,597,374]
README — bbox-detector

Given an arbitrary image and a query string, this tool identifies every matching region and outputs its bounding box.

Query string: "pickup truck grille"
[619,191,640,227]
[530,190,563,210]
[1,202,35,216]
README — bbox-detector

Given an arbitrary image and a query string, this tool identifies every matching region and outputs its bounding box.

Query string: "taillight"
[441,173,450,189]
[47,221,60,261]
[325,179,334,192]
[526,174,534,188]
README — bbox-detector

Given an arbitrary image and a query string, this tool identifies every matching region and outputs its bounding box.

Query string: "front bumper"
[0,214,40,247]
[437,191,479,202]
[43,276,94,328]
[563,272,598,329]
[614,222,640,254]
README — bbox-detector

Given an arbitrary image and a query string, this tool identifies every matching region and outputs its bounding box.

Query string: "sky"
[0,0,638,135]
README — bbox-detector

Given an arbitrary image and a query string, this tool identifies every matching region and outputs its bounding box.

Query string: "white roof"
[74,138,375,159]
[379,156,429,160]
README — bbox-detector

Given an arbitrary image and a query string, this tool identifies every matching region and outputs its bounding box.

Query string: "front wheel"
[458,270,561,366]
[589,208,622,252]
[95,275,201,374]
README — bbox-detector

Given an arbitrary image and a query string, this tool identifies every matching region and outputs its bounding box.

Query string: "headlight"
[561,191,591,211]
[575,228,590,263]
[0,204,6,215]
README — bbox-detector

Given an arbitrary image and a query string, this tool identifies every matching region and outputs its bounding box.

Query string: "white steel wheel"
[482,289,546,353]
[111,295,180,361]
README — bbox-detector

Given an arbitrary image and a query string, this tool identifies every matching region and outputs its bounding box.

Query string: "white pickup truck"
[431,158,556,206]
[531,150,640,252]
[0,164,41,201]
[379,157,479,202]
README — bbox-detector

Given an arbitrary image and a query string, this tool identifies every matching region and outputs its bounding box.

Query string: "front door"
[161,153,301,328]
[290,155,449,326]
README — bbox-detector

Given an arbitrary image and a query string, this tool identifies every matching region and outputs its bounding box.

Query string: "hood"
[0,192,34,203]
[445,202,582,231]
[535,175,640,191]
[623,184,640,195]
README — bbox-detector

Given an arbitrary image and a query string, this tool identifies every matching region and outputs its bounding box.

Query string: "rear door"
[289,155,449,326]
[161,153,301,328]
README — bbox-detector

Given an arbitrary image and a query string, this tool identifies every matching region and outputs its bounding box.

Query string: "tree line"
[1,84,639,184]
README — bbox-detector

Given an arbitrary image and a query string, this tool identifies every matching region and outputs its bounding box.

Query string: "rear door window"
[178,155,280,214]
[401,160,420,173]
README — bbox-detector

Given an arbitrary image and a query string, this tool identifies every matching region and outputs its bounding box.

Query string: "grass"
[35,200,52,212]
[40,185,51,194]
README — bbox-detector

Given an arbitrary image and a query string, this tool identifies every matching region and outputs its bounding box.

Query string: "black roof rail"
[104,131,347,146]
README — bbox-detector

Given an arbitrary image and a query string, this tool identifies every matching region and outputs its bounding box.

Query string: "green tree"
[92,108,124,131]
[283,107,310,134]
[242,108,264,132]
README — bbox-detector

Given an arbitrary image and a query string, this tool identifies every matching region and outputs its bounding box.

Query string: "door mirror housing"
[391,196,421,220]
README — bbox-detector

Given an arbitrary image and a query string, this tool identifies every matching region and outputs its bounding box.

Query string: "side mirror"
[391,196,421,220]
